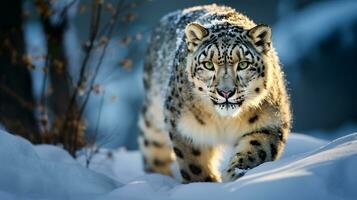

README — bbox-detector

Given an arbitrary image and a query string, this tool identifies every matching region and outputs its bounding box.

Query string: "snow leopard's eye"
[202,61,214,71]
[238,61,250,70]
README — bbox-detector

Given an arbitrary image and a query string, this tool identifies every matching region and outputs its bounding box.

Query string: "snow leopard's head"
[185,22,272,117]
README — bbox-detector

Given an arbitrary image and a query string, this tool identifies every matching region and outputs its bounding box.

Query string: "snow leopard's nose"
[217,88,235,99]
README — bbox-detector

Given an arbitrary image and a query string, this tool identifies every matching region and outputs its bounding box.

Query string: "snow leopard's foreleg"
[222,128,287,182]
[138,102,175,176]
[169,130,222,183]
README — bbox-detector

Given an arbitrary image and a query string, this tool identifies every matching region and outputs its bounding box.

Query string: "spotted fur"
[138,4,291,183]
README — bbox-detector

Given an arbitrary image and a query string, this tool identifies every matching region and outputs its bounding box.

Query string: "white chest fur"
[177,109,252,146]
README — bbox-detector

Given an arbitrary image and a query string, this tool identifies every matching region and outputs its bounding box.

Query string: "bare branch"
[65,0,103,116]
[77,0,125,118]
[84,90,105,168]
[39,54,50,135]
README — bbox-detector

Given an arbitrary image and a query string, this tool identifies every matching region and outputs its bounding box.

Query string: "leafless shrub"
[0,0,149,157]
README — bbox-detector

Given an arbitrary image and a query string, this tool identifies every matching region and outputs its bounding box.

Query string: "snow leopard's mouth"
[216,103,238,110]
[211,99,243,107]
[211,100,243,117]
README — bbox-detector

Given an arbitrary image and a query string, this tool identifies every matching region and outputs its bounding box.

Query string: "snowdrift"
[0,130,356,200]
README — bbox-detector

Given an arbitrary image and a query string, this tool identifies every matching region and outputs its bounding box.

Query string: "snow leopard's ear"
[185,22,208,52]
[248,24,272,53]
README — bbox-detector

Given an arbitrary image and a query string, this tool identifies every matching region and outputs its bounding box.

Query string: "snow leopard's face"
[185,23,272,117]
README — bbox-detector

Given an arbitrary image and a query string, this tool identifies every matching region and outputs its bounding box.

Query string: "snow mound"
[0,130,121,199]
[0,130,356,200]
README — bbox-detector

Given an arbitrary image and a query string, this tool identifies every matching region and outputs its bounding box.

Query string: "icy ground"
[0,130,356,200]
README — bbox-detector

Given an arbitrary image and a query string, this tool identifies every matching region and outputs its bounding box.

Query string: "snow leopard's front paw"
[222,152,255,182]
[222,166,248,182]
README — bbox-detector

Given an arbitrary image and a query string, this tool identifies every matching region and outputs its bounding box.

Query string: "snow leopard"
[138,4,291,183]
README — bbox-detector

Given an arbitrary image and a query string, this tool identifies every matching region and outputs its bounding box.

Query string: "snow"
[1,130,357,200]
[0,130,121,199]
[77,148,145,184]
[281,133,327,158]
[307,122,357,141]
